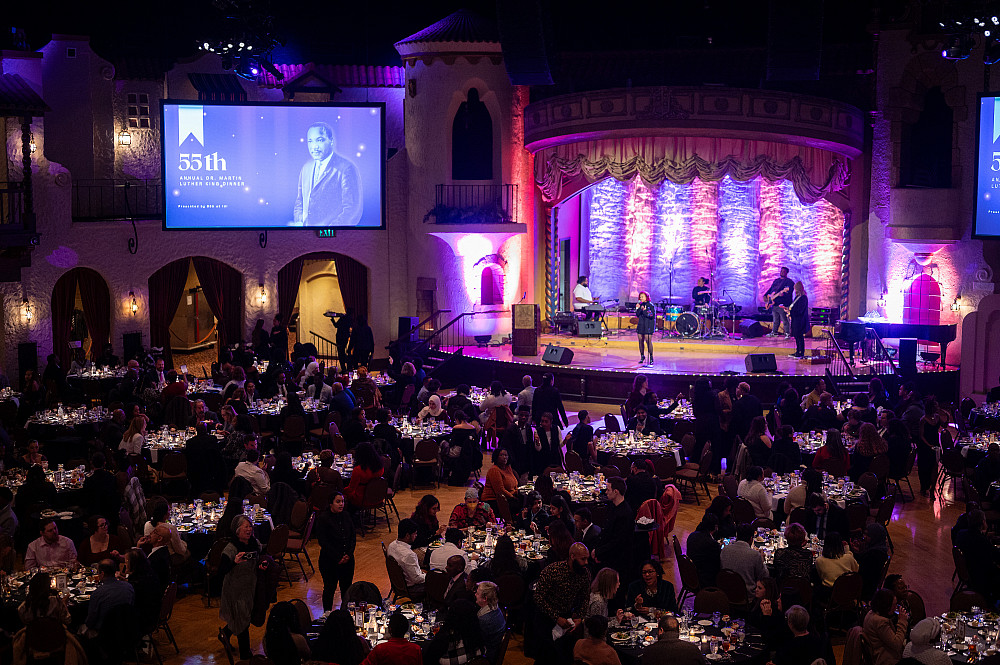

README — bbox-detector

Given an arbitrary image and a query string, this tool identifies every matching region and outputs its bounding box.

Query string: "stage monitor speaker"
[898,338,917,369]
[18,342,37,380]
[542,344,574,365]
[739,319,765,339]
[123,332,143,363]
[745,353,777,373]
[398,316,419,343]
[577,320,602,337]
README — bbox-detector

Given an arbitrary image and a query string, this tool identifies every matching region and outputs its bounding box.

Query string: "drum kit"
[658,296,740,339]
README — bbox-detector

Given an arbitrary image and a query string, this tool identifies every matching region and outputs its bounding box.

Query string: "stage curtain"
[50,271,78,370]
[534,137,850,204]
[193,257,244,359]
[77,269,111,361]
[148,258,191,368]
[277,257,305,324]
[333,254,369,322]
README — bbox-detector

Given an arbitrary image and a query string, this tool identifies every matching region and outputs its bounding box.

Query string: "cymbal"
[657,296,685,303]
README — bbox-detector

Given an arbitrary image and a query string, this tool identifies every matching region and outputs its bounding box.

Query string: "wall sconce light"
[118,126,132,147]
[950,296,961,312]
[258,283,267,306]
[22,298,32,322]
[876,291,887,308]
[29,132,36,154]
[129,291,139,315]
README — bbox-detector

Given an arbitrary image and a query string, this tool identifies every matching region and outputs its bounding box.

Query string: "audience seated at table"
[410,494,445,549]
[263,600,310,664]
[344,442,385,507]
[25,518,78,570]
[627,559,678,615]
[953,509,1000,601]
[479,380,514,424]
[749,579,785,647]
[270,450,307,497]
[801,492,850,540]
[642,615,706,665]
[772,522,814,581]
[769,425,802,473]
[0,486,17,543]
[387,519,427,597]
[143,500,190,564]
[445,410,483,486]
[972,442,1000,495]
[14,464,57,524]
[902,618,952,665]
[422,598,485,664]
[573,614,622,665]
[84,558,135,637]
[484,533,529,577]
[442,554,475,607]
[416,378,441,409]
[686,513,722,588]
[342,407,374,448]
[573,507,602,551]
[863,588,910,665]
[361,611,422,665]
[626,405,662,437]
[17,571,71,625]
[774,605,826,665]
[312,608,371,665]
[306,449,342,491]
[78,514,123,566]
[804,392,843,432]
[417,394,450,426]
[586,567,624,623]
[533,411,563,476]
[744,417,774,469]
[853,522,891,600]
[850,422,887,480]
[570,410,598,469]
[17,439,47,470]
[185,422,225,493]
[737,466,773,519]
[449,488,496,530]
[814,530,858,588]
[137,524,173,589]
[482,447,519,507]
[430,527,477,572]
[233,447,271,494]
[720,522,769,595]
[546,519,574,565]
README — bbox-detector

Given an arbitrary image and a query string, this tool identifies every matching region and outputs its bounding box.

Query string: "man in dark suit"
[293,122,363,227]
[730,382,763,444]
[626,405,662,436]
[802,492,850,539]
[500,407,534,474]
[594,477,634,582]
[573,507,602,551]
[82,452,120,524]
[442,555,474,607]
[643,616,707,665]
[139,525,172,592]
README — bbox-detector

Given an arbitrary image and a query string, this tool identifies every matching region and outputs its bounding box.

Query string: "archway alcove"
[51,267,111,368]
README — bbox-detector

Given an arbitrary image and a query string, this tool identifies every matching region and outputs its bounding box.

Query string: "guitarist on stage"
[762,266,795,338]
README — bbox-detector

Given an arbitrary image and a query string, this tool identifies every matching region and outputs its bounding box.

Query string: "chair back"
[117,523,134,549]
[330,431,349,455]
[715,569,749,607]
[605,415,621,433]
[868,454,890,481]
[564,451,584,473]
[940,428,954,450]
[789,506,811,528]
[282,415,306,440]
[732,498,756,524]
[693,587,731,614]
[952,546,971,585]
[24,616,67,655]
[496,629,513,665]
[496,573,526,610]
[161,452,188,477]
[875,493,895,527]
[494,495,513,524]
[200,491,222,504]
[780,575,814,609]
[950,590,989,613]
[696,450,714,480]
[905,590,926,624]
[425,569,450,606]
[345,581,384,606]
[266,524,290,557]
[288,500,310,533]
[676,554,703,591]
[362,476,390,509]
[680,433,698,460]
[722,474,740,499]
[823,457,849,478]
[414,439,441,462]
[385,553,410,598]
[829,571,863,608]
[247,491,268,508]
[857,472,879,499]
[654,455,678,480]
[159,582,178,623]
[846,502,869,534]
[750,517,776,531]
[309,482,340,512]
[672,534,684,560]
[289,598,313,629]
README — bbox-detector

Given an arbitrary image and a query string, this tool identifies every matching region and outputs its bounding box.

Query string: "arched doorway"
[51,268,111,368]
[148,257,243,367]
[277,252,369,366]
[903,273,942,325]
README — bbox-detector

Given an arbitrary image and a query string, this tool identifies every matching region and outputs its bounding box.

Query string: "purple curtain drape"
[192,257,244,359]
[333,254,369,322]
[77,269,111,361]
[148,258,191,368]
[51,272,78,369]
[277,257,305,323]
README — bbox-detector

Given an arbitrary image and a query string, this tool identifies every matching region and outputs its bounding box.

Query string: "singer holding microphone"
[635,291,656,366]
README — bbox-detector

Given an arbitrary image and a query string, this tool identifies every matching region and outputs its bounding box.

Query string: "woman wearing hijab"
[218,514,264,660]
[417,394,451,424]
[903,619,951,665]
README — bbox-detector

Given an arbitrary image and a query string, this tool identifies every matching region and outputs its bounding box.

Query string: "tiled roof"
[0,74,48,116]
[395,9,499,47]
[256,63,405,88]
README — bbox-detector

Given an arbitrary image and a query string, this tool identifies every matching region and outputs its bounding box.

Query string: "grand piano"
[836,320,957,368]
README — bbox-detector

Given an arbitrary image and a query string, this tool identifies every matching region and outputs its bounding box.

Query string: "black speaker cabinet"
[576,320,602,337]
[739,319,765,339]
[745,353,777,373]
[511,304,539,356]
[542,344,574,365]
[398,316,419,343]
[898,338,917,369]
[123,332,143,363]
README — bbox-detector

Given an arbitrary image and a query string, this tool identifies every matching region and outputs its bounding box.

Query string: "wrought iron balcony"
[0,181,25,229]
[72,178,163,221]
[426,184,518,224]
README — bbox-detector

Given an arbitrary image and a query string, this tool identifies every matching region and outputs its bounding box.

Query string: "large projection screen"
[975,93,1000,238]
[161,101,385,229]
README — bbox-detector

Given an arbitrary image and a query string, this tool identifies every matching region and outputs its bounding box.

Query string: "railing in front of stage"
[309,330,337,363]
[822,329,857,380]
[864,328,899,377]
[416,309,511,353]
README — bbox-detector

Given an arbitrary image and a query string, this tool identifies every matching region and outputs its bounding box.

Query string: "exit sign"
[315,229,337,238]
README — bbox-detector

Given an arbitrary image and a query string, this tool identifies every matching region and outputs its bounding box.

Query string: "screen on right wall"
[974,94,1000,237]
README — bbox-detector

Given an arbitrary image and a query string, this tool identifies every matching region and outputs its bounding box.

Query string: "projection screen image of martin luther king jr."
[293,122,363,226]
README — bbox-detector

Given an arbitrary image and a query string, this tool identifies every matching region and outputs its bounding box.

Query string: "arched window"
[899,87,952,188]
[452,88,493,180]
[480,266,504,306]
[902,273,941,325]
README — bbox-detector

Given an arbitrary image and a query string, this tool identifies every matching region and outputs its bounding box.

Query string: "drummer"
[692,277,711,308]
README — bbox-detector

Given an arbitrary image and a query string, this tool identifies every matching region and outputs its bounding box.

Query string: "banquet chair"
[824,571,863,632]
[904,590,926,624]
[605,414,621,433]
[287,500,310,535]
[266,525,292,585]
[937,448,967,498]
[331,432,349,455]
[425,569,450,610]
[875,494,896,551]
[888,449,917,502]
[868,454,890,484]
[284,513,316,580]
[359,477,392,535]
[156,582,180,654]
[750,517,776,531]
[308,481,340,513]
[610,454,631,472]
[564,451,584,473]
[159,452,190,500]
[279,415,307,456]
[721,474,740,500]
[24,616,68,663]
[309,412,338,447]
[846,502,869,536]
[494,494,514,524]
[672,534,684,561]
[384,549,421,602]
[714,569,750,614]
[288,598,313,635]
[789,507,812,528]
[732,498,756,525]
[654,455,678,481]
[821,458,849,478]
[693,588,730,615]
[496,573,526,615]
[952,546,971,593]
[674,449,713,504]
[676,554,703,606]
[413,438,442,488]
[780,575,814,611]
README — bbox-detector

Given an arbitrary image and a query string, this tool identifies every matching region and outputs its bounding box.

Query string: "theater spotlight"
[942,33,975,60]
[985,38,1000,64]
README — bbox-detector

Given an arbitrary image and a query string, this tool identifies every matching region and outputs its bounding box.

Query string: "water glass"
[712,611,721,627]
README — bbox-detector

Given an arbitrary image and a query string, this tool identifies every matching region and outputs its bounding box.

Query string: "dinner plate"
[610,632,630,642]
[77,594,90,601]
[707,653,723,660]
[698,619,713,626]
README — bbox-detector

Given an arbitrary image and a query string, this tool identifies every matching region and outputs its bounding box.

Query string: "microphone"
[519,291,527,303]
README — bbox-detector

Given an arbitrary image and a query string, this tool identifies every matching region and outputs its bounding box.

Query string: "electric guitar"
[763,286,790,309]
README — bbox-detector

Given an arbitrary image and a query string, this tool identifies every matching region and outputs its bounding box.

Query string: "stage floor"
[445,330,951,377]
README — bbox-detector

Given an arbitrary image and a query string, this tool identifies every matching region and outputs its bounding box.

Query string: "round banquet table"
[0,568,94,634]
[611,614,766,665]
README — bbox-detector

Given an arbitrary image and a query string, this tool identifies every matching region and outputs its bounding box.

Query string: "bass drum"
[675,312,701,337]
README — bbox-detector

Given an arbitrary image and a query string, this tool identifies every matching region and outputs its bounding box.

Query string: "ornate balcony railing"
[72,178,163,221]
[426,184,518,224]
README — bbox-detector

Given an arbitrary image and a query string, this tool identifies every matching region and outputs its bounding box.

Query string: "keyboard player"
[574,275,600,320]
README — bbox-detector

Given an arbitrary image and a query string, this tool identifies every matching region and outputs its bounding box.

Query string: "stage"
[433,331,959,406]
